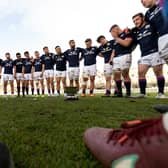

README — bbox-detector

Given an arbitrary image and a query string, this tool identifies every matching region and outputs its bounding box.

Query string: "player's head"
[69,40,76,48]
[141,0,156,8]
[43,46,49,54]
[24,51,30,58]
[85,38,92,48]
[16,52,21,59]
[97,35,107,45]
[34,51,40,58]
[5,52,10,59]
[55,46,62,54]
[132,13,145,28]
[109,24,121,38]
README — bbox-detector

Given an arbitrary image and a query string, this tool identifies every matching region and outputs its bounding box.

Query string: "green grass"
[0,95,167,168]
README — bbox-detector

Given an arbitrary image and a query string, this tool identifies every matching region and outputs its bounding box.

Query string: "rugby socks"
[4,92,7,95]
[116,80,122,95]
[31,88,34,95]
[17,87,20,96]
[106,90,111,95]
[48,89,51,95]
[26,87,29,95]
[124,81,131,96]
[57,90,60,95]
[157,76,165,94]
[139,79,147,95]
[52,89,55,95]
[22,87,25,96]
[82,89,86,94]
[37,89,40,95]
[90,89,94,94]
[42,90,45,95]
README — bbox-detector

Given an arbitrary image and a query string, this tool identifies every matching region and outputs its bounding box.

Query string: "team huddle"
[0,0,168,98]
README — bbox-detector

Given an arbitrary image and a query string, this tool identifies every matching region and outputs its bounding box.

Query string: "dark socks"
[22,87,25,96]
[57,90,60,95]
[124,81,131,96]
[31,88,34,95]
[116,80,122,95]
[82,89,86,94]
[139,79,147,94]
[157,76,165,94]
[90,89,94,94]
[26,87,29,95]
[37,89,40,95]
[17,87,20,96]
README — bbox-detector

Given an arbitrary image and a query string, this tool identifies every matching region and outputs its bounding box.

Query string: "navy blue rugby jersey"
[54,53,67,71]
[13,58,24,73]
[64,47,83,67]
[41,53,55,70]
[145,4,168,36]
[1,59,14,74]
[132,23,159,57]
[81,47,99,66]
[98,40,114,64]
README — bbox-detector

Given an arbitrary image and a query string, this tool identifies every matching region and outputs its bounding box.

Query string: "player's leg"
[16,79,21,96]
[89,65,96,96]
[40,79,45,95]
[122,69,131,97]
[3,76,8,95]
[82,77,88,97]
[9,78,14,95]
[56,77,61,95]
[30,79,34,95]
[113,70,122,97]
[138,64,149,96]
[35,79,40,95]
[75,79,80,91]
[50,77,55,95]
[153,64,166,98]
[90,75,95,96]
[46,78,51,95]
[21,79,25,97]
[104,64,112,96]
[82,67,88,96]
[61,77,66,94]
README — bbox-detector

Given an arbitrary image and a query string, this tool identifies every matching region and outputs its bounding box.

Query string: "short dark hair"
[69,40,75,44]
[85,38,92,43]
[24,51,29,55]
[132,13,144,19]
[55,46,60,49]
[109,24,119,32]
[34,51,39,54]
[97,35,105,43]
[16,52,21,56]
[5,52,10,56]
[43,46,48,50]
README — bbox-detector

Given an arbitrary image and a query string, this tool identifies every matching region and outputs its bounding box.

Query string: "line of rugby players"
[0,11,168,98]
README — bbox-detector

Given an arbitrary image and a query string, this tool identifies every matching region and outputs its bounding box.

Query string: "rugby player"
[0,53,14,95]
[97,35,114,97]
[109,25,133,97]
[141,0,168,60]
[132,13,166,98]
[64,40,83,91]
[33,51,45,95]
[54,46,67,96]
[81,38,99,97]
[22,51,34,96]
[41,47,55,96]
[13,53,24,97]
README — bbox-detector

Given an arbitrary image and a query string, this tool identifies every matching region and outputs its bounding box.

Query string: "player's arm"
[31,65,35,79]
[109,50,115,65]
[41,64,45,77]
[79,48,84,61]
[115,37,133,47]
[22,66,25,79]
[13,65,17,79]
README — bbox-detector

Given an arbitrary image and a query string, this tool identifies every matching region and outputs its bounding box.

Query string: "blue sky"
[0,0,146,69]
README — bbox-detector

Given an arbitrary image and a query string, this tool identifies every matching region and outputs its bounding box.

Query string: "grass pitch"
[0,95,166,168]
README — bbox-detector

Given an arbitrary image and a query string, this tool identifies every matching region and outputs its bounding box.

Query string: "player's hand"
[123,27,130,34]
[109,59,113,65]
[22,74,25,79]
[0,74,1,79]
[14,74,16,79]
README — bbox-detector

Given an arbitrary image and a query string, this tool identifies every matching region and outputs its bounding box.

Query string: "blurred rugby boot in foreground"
[84,113,168,168]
